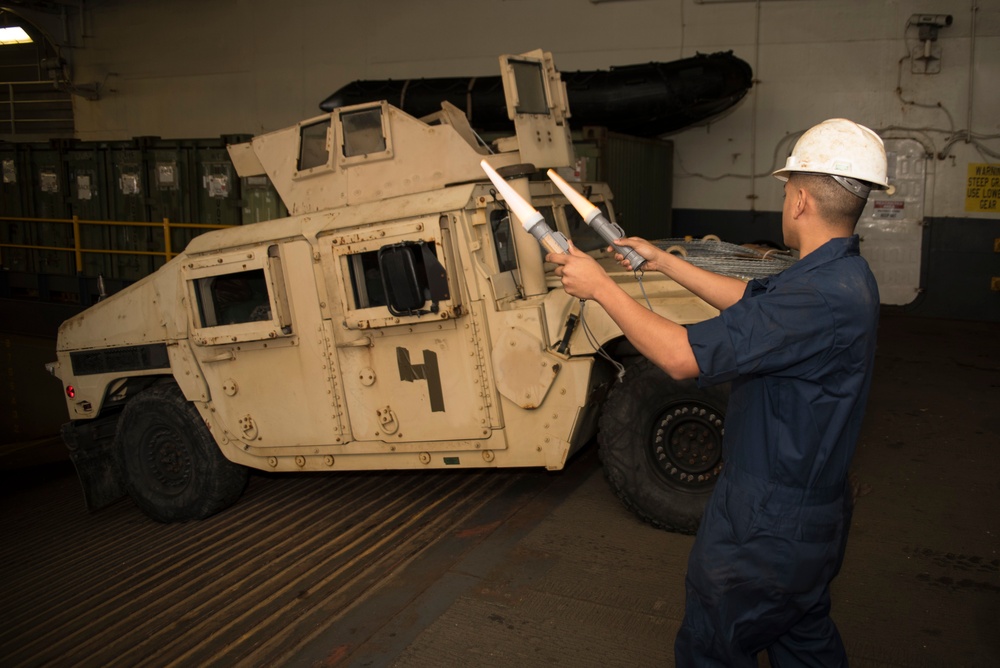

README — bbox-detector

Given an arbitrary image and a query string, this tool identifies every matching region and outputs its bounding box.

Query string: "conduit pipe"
[966,0,978,144]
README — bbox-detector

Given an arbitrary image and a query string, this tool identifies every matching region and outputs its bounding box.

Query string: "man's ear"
[790,186,808,219]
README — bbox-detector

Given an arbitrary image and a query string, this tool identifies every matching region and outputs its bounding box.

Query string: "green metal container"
[26,141,74,276]
[143,138,193,259]
[0,143,32,273]
[241,174,288,224]
[193,139,245,229]
[143,136,249,257]
[65,143,113,278]
[3,134,272,290]
[574,128,673,240]
[107,141,156,281]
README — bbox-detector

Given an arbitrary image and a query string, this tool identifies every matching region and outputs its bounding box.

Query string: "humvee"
[47,50,730,533]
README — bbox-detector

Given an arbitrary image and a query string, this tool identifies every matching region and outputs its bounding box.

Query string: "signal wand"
[546,169,646,271]
[480,160,570,255]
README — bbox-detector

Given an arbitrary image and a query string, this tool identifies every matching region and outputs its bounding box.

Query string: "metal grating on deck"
[0,463,524,666]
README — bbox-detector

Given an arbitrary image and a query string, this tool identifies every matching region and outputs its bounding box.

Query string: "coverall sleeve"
[687,281,836,386]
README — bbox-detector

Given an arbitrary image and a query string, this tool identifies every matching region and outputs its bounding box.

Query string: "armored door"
[330,214,496,448]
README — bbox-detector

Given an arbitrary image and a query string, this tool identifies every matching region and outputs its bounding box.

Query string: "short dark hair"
[789,173,867,228]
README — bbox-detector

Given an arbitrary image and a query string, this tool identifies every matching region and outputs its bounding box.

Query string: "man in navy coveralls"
[548,119,890,666]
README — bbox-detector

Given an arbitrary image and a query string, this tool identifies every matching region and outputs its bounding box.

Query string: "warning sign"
[873,200,904,219]
[965,163,1000,212]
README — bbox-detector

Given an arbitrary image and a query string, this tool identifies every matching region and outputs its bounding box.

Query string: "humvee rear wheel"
[598,357,728,534]
[116,382,248,522]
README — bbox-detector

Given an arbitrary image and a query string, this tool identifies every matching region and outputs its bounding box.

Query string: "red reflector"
[66,385,75,398]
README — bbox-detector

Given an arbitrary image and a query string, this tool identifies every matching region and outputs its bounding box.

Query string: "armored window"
[298,120,330,171]
[342,108,386,157]
[489,205,564,269]
[185,245,292,345]
[194,269,272,328]
[538,206,557,244]
[489,209,519,274]
[378,241,450,317]
[347,251,387,310]
[510,60,549,115]
[346,243,449,316]
[563,201,610,253]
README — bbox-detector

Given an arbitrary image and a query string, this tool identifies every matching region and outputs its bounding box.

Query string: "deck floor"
[2,312,998,667]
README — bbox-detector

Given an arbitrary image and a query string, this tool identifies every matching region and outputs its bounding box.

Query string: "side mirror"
[378,241,450,317]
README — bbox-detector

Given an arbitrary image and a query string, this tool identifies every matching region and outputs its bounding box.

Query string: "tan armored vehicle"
[47,50,746,533]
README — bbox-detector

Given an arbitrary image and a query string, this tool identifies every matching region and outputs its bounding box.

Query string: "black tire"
[598,357,728,534]
[116,382,248,522]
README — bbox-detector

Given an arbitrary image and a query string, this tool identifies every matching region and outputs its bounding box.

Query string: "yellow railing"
[0,215,230,274]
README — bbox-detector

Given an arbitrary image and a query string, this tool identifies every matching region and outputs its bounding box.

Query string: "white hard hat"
[773,119,892,198]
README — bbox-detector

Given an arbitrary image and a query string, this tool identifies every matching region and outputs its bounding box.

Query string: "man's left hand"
[547,243,615,301]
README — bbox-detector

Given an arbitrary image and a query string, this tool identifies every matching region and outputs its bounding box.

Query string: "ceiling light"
[0,26,33,45]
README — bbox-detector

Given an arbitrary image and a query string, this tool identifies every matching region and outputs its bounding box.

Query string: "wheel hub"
[651,403,724,487]
[145,426,193,488]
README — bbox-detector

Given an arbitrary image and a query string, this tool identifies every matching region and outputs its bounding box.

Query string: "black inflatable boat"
[319,51,753,138]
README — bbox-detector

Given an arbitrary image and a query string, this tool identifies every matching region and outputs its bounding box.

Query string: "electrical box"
[857,138,927,305]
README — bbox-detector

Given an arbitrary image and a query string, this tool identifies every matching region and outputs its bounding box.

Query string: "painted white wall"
[69,0,999,220]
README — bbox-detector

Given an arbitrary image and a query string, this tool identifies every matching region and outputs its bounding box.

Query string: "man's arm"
[548,245,700,380]
[611,237,747,311]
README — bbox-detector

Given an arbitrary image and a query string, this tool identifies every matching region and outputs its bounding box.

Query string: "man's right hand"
[608,237,663,272]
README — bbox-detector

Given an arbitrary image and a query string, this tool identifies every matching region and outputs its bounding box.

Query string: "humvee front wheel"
[116,382,248,522]
[598,357,728,534]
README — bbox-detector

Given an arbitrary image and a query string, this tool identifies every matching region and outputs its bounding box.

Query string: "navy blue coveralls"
[676,235,879,667]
